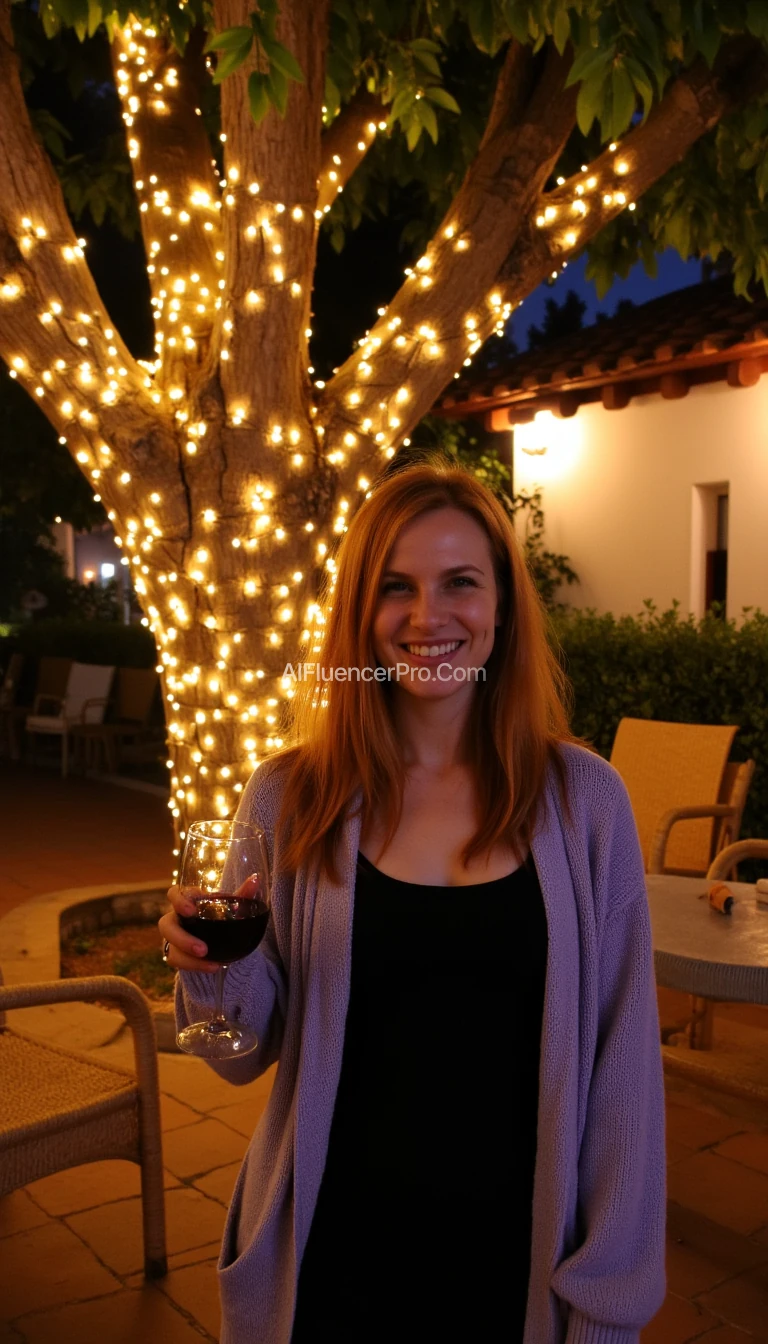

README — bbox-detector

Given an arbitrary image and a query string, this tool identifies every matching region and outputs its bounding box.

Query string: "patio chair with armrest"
[610,717,753,877]
[663,838,768,1050]
[26,661,115,777]
[0,655,72,762]
[70,666,160,774]
[0,968,167,1279]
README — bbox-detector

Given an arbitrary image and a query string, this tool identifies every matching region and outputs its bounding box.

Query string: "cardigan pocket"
[218,1154,249,1274]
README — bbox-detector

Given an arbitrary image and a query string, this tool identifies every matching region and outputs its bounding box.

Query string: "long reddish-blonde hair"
[268,458,586,883]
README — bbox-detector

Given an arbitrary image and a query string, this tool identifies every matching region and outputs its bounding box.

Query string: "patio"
[1,761,768,1342]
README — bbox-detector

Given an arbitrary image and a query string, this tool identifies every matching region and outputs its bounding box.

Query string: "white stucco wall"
[512,377,768,621]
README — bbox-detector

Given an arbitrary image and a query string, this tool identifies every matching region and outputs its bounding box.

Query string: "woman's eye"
[381,580,408,593]
[450,576,476,587]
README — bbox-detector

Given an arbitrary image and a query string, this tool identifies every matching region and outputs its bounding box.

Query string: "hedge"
[0,620,157,685]
[551,601,768,852]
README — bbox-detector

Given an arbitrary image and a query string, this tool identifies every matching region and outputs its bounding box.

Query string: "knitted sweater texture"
[176,742,667,1344]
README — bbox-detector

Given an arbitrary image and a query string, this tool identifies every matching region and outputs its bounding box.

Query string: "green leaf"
[576,68,608,138]
[756,153,768,202]
[696,17,722,68]
[405,116,422,151]
[391,88,416,121]
[414,50,441,78]
[468,0,495,54]
[565,44,612,90]
[747,0,768,39]
[418,98,439,144]
[623,56,654,121]
[553,8,571,55]
[409,37,442,54]
[261,36,305,83]
[265,64,289,115]
[610,65,637,138]
[248,70,270,124]
[424,85,460,114]
[211,40,253,84]
[205,25,253,53]
[86,0,101,38]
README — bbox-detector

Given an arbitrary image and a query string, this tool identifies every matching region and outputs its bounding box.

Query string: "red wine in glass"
[178,895,270,964]
[175,820,271,1059]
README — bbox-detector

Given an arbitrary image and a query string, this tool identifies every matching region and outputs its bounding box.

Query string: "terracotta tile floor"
[0,761,173,919]
[1,759,768,1341]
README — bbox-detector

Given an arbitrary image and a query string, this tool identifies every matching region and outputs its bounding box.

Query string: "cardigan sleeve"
[174,763,289,1086]
[551,888,667,1344]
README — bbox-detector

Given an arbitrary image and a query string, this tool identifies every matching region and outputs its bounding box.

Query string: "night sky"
[510,249,704,351]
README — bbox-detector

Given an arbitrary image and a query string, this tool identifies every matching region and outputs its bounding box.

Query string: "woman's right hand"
[159,885,222,974]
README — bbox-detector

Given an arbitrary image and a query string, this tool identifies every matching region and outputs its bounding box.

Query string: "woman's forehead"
[387,507,493,561]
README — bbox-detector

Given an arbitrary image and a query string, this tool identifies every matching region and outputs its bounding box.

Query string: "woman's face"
[371,506,502,701]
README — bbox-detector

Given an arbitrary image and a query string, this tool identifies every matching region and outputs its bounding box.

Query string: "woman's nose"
[408,587,447,629]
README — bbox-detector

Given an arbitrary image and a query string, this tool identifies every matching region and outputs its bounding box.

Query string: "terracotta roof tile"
[441,276,768,413]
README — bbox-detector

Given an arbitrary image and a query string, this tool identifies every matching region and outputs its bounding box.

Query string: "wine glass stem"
[209,965,229,1033]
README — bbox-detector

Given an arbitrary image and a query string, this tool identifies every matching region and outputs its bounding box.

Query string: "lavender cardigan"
[176,742,667,1344]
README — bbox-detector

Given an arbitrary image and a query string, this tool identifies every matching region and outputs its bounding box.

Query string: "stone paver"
[0,1221,120,1318]
[15,1286,212,1344]
[0,763,172,919]
[25,1160,179,1217]
[66,1186,227,1277]
[712,1131,768,1179]
[194,1162,242,1207]
[158,1260,222,1340]
[159,1094,201,1132]
[0,1190,50,1239]
[697,1262,768,1339]
[161,1117,248,1180]
[641,1289,721,1343]
[666,1202,768,1299]
[667,1150,768,1237]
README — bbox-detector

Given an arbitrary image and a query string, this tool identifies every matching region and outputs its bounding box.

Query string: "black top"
[290,849,548,1343]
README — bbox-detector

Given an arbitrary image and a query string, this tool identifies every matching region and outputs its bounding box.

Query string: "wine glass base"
[176,1020,260,1059]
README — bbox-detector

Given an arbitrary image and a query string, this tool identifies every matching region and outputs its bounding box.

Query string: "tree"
[527,287,586,350]
[2,0,768,847]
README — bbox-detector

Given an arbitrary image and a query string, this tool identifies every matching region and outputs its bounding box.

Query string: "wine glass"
[176,819,270,1059]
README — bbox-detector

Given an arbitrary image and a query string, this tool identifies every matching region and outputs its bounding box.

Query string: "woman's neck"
[391,689,474,774]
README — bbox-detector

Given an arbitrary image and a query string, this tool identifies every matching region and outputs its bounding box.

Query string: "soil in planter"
[61,923,176,1002]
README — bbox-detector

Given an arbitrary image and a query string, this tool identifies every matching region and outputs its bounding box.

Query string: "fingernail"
[193,942,207,956]
[182,902,196,915]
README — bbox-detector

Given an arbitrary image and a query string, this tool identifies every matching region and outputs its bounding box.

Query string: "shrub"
[0,620,157,689]
[551,600,768,854]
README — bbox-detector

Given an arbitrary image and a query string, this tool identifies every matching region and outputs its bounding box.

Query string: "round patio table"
[646,875,768,1006]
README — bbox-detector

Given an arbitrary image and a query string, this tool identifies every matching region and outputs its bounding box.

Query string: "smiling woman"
[172,458,667,1344]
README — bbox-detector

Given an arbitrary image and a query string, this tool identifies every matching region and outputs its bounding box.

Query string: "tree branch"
[214,0,329,413]
[318,40,574,488]
[0,4,155,431]
[494,39,768,311]
[0,0,188,533]
[111,22,223,396]
[317,88,385,213]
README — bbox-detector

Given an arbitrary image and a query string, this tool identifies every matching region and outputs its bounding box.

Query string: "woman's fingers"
[234,872,263,899]
[158,909,221,974]
[166,883,198,917]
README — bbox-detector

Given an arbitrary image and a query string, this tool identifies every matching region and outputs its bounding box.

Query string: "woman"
[163,460,667,1344]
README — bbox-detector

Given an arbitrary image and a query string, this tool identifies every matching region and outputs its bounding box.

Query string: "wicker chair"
[666,839,768,1050]
[0,972,167,1278]
[610,717,753,876]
